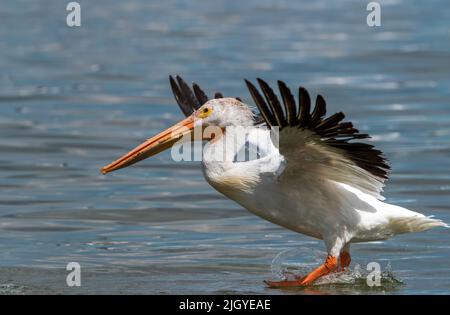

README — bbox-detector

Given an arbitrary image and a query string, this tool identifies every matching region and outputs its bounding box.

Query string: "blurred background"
[0,0,449,294]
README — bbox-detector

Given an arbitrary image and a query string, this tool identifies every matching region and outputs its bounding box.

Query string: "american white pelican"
[101,76,447,287]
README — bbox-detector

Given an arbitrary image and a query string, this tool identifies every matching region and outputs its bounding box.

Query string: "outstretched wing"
[245,78,390,200]
[169,75,240,117]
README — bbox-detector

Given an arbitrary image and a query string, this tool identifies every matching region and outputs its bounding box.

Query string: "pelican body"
[102,76,446,286]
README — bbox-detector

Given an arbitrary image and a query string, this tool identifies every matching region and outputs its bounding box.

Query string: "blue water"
[0,0,449,294]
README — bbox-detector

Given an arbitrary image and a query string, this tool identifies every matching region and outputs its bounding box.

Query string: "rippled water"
[0,0,450,294]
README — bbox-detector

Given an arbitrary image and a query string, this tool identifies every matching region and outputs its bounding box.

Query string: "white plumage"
[202,116,446,256]
[101,76,447,286]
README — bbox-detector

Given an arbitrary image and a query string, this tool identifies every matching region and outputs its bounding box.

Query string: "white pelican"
[101,75,447,287]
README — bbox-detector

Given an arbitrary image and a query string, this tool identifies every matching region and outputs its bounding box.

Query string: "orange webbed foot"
[266,255,338,288]
[264,275,306,288]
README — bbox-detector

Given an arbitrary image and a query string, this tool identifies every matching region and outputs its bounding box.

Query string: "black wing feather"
[169,76,390,180]
[193,83,209,105]
[257,78,286,127]
[315,112,345,131]
[169,75,192,117]
[245,79,277,126]
[310,95,327,127]
[244,79,390,180]
[278,80,297,126]
[298,87,311,126]
[169,75,227,117]
[176,75,200,112]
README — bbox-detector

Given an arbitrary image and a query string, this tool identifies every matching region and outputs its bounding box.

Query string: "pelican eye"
[198,106,213,118]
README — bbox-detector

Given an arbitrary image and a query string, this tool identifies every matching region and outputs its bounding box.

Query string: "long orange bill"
[101,115,196,174]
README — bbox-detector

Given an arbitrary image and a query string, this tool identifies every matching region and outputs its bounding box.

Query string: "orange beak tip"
[101,115,196,174]
[100,167,109,175]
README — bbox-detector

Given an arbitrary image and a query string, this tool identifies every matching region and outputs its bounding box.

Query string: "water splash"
[0,283,29,295]
[271,247,326,280]
[315,263,402,289]
[270,248,402,289]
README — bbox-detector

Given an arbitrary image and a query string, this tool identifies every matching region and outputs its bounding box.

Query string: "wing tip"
[246,79,390,182]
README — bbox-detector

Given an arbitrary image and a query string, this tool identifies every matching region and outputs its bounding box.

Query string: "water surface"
[0,0,450,294]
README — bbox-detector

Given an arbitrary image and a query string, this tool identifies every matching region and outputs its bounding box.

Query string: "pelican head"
[101,98,254,174]
[197,98,254,127]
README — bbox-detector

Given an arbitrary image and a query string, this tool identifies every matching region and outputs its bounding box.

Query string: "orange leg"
[339,251,351,270]
[265,255,338,288]
[299,255,338,285]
